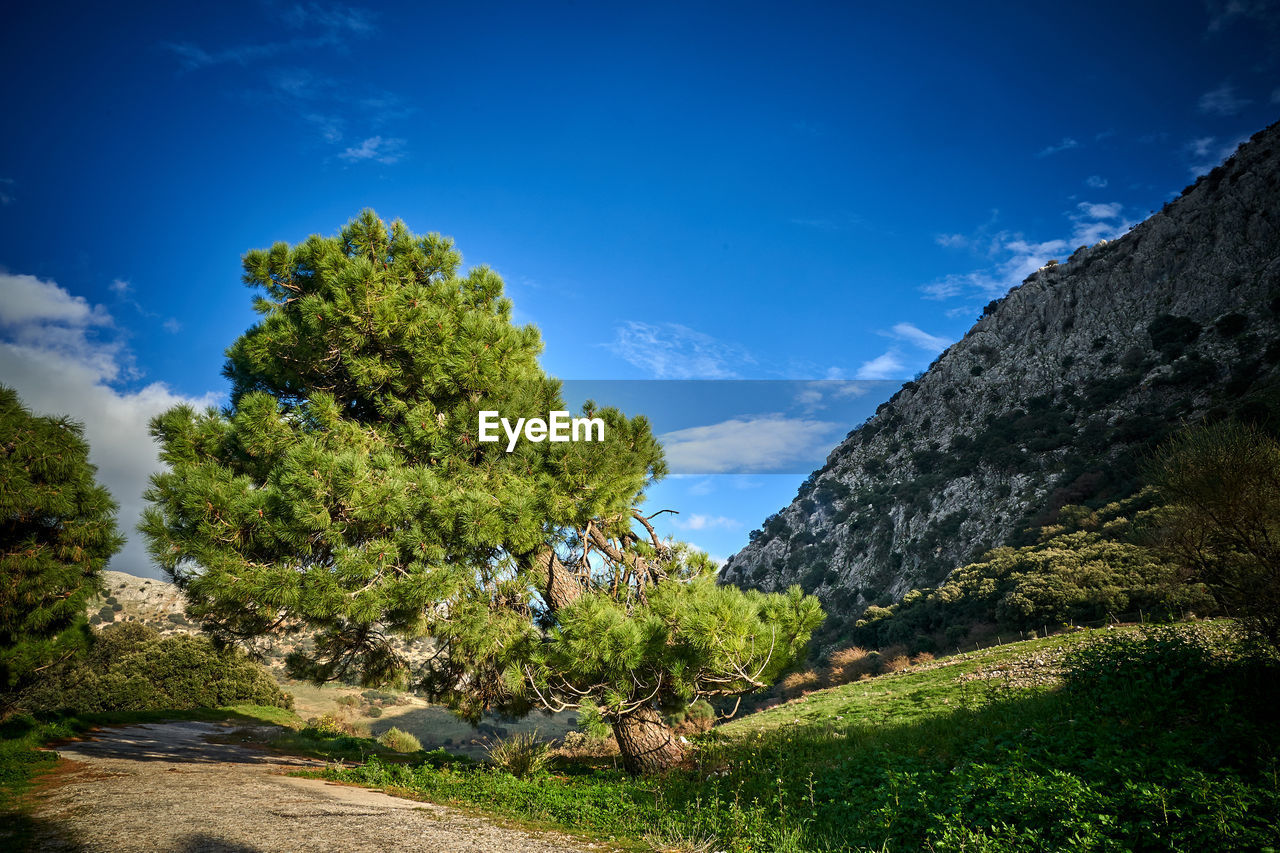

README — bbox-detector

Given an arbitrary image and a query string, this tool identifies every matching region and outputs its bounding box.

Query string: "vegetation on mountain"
[0,386,122,708]
[1147,419,1280,650]
[724,122,1280,630]
[140,210,822,773]
[847,491,1217,652]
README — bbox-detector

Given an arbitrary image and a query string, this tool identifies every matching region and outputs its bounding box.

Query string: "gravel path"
[23,721,594,853]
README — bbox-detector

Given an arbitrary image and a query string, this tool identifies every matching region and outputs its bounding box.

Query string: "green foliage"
[140,211,822,772]
[486,730,552,778]
[1147,419,1280,649]
[20,622,291,713]
[377,726,422,753]
[0,386,123,703]
[850,494,1216,650]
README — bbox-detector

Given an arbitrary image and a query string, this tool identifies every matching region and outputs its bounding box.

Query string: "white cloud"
[1085,175,1108,188]
[855,350,906,380]
[0,177,13,205]
[935,233,968,248]
[888,322,950,352]
[338,135,406,164]
[671,513,742,531]
[0,272,218,579]
[607,321,753,379]
[659,414,839,474]
[109,278,131,295]
[1198,83,1251,116]
[1037,137,1079,158]
[163,318,183,334]
[923,199,1137,303]
[0,273,112,329]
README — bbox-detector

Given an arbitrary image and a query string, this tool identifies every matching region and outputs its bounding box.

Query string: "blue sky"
[2,0,1278,576]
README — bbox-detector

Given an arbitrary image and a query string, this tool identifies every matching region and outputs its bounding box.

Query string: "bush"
[486,731,552,778]
[307,714,360,738]
[781,668,821,698]
[366,706,383,718]
[20,622,290,713]
[378,726,422,753]
[825,646,873,685]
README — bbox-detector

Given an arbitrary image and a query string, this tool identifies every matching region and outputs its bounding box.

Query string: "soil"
[19,720,595,852]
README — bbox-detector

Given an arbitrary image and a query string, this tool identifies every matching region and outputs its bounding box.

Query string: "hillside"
[87,571,433,678]
[722,119,1280,632]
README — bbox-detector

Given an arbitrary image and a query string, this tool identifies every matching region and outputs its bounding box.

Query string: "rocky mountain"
[722,119,1280,639]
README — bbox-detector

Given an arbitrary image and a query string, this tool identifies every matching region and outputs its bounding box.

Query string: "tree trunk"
[611,704,686,775]
[526,547,582,612]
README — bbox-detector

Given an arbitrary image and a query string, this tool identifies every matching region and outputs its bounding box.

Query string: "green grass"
[309,623,1280,852]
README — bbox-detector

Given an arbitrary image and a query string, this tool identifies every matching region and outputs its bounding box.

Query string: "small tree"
[0,386,122,704]
[141,211,822,773]
[1147,420,1280,649]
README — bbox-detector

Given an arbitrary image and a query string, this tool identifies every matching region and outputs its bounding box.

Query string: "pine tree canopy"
[0,385,122,698]
[141,211,822,773]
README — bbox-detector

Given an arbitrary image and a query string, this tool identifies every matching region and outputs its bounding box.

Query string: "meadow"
[303,622,1280,852]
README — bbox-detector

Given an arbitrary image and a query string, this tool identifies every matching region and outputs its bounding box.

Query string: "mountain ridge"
[721,118,1280,639]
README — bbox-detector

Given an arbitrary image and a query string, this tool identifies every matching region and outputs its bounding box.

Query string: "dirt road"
[20,720,592,852]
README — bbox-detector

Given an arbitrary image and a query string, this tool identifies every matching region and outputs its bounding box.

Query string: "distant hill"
[723,118,1280,641]
[87,570,434,677]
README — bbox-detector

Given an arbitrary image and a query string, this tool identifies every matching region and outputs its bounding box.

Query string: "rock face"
[722,120,1280,633]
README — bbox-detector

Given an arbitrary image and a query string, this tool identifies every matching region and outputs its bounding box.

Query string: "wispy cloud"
[1198,83,1251,116]
[0,273,219,578]
[659,414,839,474]
[935,233,968,248]
[886,322,950,352]
[1086,175,1108,188]
[671,513,742,531]
[855,350,906,380]
[608,322,754,379]
[1185,134,1250,177]
[1036,137,1079,158]
[0,177,14,206]
[281,2,376,34]
[922,201,1134,302]
[338,135,406,164]
[1207,0,1279,33]
[162,3,376,70]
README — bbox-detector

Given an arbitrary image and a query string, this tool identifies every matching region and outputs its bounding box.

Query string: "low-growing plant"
[824,645,873,685]
[486,731,552,779]
[306,713,360,738]
[780,669,820,699]
[377,726,421,753]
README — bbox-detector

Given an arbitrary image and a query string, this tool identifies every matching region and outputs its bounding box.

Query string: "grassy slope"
[308,622,1280,853]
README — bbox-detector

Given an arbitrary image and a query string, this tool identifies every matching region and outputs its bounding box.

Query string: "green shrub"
[378,726,421,753]
[486,731,552,779]
[20,622,290,713]
[306,713,360,738]
[366,706,383,718]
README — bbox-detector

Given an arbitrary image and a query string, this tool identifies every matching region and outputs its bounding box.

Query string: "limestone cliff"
[722,119,1280,632]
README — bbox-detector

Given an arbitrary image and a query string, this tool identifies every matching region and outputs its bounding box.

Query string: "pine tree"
[141,211,822,772]
[0,385,122,704]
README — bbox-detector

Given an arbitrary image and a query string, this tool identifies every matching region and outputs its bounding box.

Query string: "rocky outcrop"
[722,120,1280,630]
